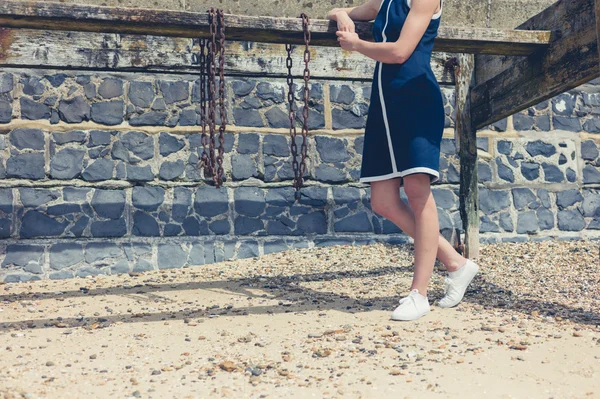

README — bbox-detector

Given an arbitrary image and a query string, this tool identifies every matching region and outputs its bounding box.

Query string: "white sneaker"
[437,259,479,308]
[391,289,430,321]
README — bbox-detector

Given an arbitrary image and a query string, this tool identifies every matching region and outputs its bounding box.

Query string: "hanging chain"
[285,14,311,199]
[216,9,226,187]
[298,13,311,192]
[199,38,210,177]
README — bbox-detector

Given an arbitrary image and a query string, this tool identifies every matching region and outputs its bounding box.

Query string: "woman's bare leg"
[370,177,467,290]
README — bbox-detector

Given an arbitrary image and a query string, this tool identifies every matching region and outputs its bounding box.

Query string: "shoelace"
[398,290,419,306]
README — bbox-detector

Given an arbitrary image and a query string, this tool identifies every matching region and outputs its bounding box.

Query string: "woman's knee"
[403,174,432,210]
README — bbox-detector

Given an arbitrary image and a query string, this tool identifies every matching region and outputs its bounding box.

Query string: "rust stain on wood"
[0,28,14,61]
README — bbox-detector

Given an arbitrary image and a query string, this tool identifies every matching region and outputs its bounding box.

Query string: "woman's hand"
[327,8,355,33]
[336,31,361,51]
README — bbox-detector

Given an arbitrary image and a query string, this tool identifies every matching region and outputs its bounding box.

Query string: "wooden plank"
[0,1,551,55]
[0,28,455,83]
[472,0,600,129]
[455,53,479,259]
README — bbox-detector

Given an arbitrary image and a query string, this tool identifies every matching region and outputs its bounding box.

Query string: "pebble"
[219,361,237,372]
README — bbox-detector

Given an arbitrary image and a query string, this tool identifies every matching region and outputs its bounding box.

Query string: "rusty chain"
[285,14,311,199]
[199,8,226,188]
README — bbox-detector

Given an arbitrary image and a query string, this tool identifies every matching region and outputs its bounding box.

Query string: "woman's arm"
[327,0,383,22]
[337,0,439,64]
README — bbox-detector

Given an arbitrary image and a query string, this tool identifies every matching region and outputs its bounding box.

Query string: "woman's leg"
[370,178,466,276]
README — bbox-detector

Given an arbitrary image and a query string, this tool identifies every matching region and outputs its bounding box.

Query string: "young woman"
[327,0,479,321]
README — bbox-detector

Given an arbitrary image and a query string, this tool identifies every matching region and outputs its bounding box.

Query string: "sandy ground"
[0,240,599,399]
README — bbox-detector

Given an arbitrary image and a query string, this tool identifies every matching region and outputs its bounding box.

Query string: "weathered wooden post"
[454,54,479,258]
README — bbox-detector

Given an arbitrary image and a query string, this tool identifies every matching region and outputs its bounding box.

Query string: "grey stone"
[82,159,114,181]
[588,218,600,230]
[265,107,289,128]
[3,273,42,283]
[20,210,68,238]
[263,240,288,255]
[90,219,127,237]
[0,100,12,123]
[2,244,43,266]
[75,267,104,278]
[50,148,85,179]
[238,133,259,154]
[129,81,155,108]
[85,242,122,263]
[84,83,96,100]
[89,130,113,146]
[215,133,235,153]
[478,162,492,182]
[334,212,372,232]
[330,85,355,104]
[263,134,289,157]
[299,186,328,207]
[179,109,198,126]
[234,187,265,217]
[21,97,51,120]
[233,108,263,127]
[91,189,125,219]
[182,216,209,236]
[513,114,534,130]
[566,168,577,182]
[0,74,14,93]
[151,98,167,111]
[172,187,192,222]
[238,241,259,259]
[316,164,346,183]
[582,191,600,217]
[256,82,284,102]
[266,187,295,207]
[432,189,455,209]
[537,208,554,230]
[133,259,154,272]
[47,203,80,216]
[22,77,45,96]
[558,154,568,165]
[7,153,45,179]
[491,118,508,131]
[583,118,600,133]
[159,160,185,180]
[502,236,528,243]
[49,243,83,270]
[583,165,600,184]
[164,223,181,236]
[516,211,539,234]
[188,242,204,265]
[58,96,90,123]
[24,262,43,274]
[512,188,537,210]
[159,132,185,156]
[132,211,160,236]
[231,154,258,180]
[157,243,188,269]
[354,136,364,155]
[53,131,86,144]
[556,189,583,209]
[234,216,263,235]
[521,162,540,181]
[91,101,124,125]
[127,165,154,181]
[526,141,556,157]
[499,212,514,232]
[69,216,88,237]
[132,186,164,211]
[480,216,500,233]
[110,259,130,274]
[552,93,576,115]
[159,81,189,104]
[479,189,510,214]
[557,210,586,231]
[552,116,582,132]
[332,187,360,205]
[98,78,123,99]
[0,188,13,214]
[542,163,564,183]
[581,140,599,160]
[316,136,350,163]
[10,128,44,150]
[297,211,327,234]
[130,112,168,126]
[332,108,364,129]
[19,188,58,207]
[535,115,551,131]
[496,158,514,183]
[194,187,228,217]
[232,80,256,97]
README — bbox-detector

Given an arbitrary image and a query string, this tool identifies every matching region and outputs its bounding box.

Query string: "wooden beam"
[0,1,551,55]
[455,53,479,259]
[472,0,600,129]
[0,28,455,83]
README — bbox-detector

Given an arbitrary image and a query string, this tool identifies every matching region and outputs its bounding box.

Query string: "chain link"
[216,9,226,187]
[199,38,210,177]
[285,14,311,199]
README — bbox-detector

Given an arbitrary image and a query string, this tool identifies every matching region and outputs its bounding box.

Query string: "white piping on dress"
[406,0,443,19]
[377,0,398,174]
[359,167,440,183]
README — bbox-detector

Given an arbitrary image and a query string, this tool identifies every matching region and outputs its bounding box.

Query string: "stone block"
[132,186,165,211]
[50,148,85,179]
[49,243,84,270]
[10,128,45,150]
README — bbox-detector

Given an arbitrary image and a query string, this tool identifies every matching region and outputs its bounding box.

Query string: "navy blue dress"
[360,0,444,184]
